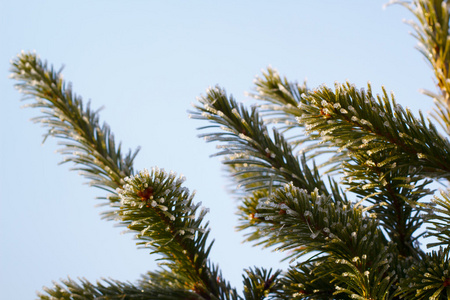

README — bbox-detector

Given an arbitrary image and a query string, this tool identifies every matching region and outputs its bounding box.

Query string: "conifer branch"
[253,183,398,298]
[248,182,387,259]
[191,87,339,256]
[294,83,444,256]
[250,69,342,168]
[241,267,281,300]
[274,262,339,299]
[190,86,329,195]
[10,52,139,220]
[251,68,307,136]
[275,249,398,299]
[10,52,238,299]
[396,247,450,299]
[37,275,203,300]
[239,71,436,258]
[116,168,238,299]
[38,277,154,300]
[141,268,241,300]
[39,265,240,300]
[389,0,450,135]
[298,83,450,178]
[425,191,450,248]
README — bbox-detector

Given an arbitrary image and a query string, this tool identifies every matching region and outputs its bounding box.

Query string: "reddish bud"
[137,187,154,201]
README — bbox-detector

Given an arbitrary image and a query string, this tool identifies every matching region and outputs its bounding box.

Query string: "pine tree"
[9,0,450,299]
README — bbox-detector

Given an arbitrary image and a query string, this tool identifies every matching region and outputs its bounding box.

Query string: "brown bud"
[137,187,154,201]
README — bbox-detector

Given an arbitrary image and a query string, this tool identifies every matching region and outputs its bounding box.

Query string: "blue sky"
[0,1,437,299]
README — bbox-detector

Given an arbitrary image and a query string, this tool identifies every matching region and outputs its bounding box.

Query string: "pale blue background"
[0,1,437,299]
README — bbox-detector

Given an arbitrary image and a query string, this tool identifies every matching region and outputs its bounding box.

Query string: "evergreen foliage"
[9,0,450,299]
